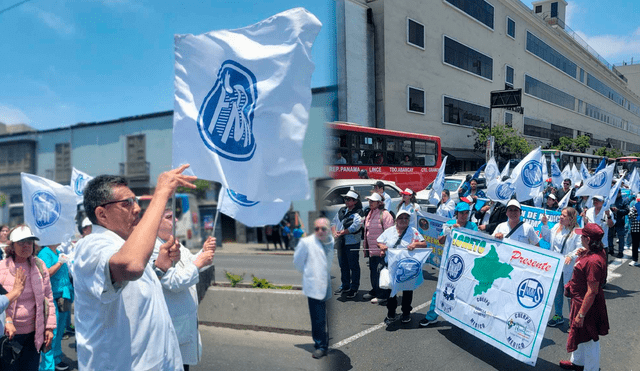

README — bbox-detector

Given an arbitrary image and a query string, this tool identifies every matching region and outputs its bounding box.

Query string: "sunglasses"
[100,197,138,208]
[315,227,328,232]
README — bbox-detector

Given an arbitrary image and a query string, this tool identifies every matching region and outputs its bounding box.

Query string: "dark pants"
[8,332,39,371]
[369,256,389,299]
[386,291,413,317]
[308,297,328,351]
[632,232,640,262]
[337,243,360,291]
[608,226,625,255]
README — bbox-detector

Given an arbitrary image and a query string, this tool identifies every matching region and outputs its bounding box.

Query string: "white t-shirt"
[585,207,613,245]
[377,226,425,251]
[493,221,540,246]
[73,225,183,371]
[436,199,456,219]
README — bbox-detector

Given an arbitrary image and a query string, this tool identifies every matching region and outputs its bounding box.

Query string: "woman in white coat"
[153,210,215,371]
[540,207,583,327]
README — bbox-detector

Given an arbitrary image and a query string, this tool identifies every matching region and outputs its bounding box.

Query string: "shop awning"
[442,148,485,161]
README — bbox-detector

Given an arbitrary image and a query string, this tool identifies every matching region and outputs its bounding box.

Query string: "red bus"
[327,122,442,191]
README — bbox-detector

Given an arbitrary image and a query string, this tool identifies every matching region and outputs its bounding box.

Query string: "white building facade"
[337,0,640,171]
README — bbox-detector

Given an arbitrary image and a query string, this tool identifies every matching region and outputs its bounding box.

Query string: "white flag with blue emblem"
[550,154,563,188]
[485,177,516,204]
[603,175,625,211]
[71,167,94,205]
[485,156,500,185]
[428,156,448,204]
[21,173,78,246]
[626,168,639,194]
[172,8,321,201]
[218,186,291,227]
[509,147,543,202]
[386,247,431,297]
[575,163,615,198]
[561,164,572,183]
[580,162,590,181]
[571,164,582,187]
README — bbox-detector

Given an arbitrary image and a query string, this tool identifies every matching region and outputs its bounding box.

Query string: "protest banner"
[435,227,563,366]
[518,205,583,250]
[173,8,321,201]
[417,211,448,268]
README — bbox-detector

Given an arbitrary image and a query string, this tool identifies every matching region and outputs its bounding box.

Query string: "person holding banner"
[73,166,196,370]
[540,207,582,327]
[560,223,609,371]
[377,210,426,325]
[362,193,394,304]
[493,200,541,246]
[435,189,455,219]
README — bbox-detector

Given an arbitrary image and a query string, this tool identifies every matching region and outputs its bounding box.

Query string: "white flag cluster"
[21,173,78,246]
[172,8,321,205]
[575,163,615,199]
[549,154,563,188]
[509,147,543,202]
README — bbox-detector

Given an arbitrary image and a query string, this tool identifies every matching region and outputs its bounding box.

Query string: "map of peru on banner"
[435,228,563,366]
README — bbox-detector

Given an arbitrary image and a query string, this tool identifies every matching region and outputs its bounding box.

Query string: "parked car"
[416,172,487,207]
[316,178,403,222]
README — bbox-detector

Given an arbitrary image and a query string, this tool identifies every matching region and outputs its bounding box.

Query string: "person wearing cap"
[377,209,426,325]
[540,207,583,327]
[560,223,609,371]
[373,181,391,211]
[0,225,56,371]
[362,193,394,304]
[72,166,196,370]
[331,190,364,299]
[583,195,614,258]
[492,199,540,246]
[545,193,560,211]
[80,217,92,237]
[606,190,629,259]
[435,189,456,219]
[420,202,479,327]
[627,194,640,267]
[396,188,421,231]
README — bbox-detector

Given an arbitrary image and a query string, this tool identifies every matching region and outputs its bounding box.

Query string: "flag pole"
[211,188,223,238]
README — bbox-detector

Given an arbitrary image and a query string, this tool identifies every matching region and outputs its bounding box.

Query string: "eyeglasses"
[315,227,328,232]
[100,197,138,208]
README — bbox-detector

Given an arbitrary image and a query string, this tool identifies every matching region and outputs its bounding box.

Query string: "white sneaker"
[371,297,379,304]
[629,261,640,267]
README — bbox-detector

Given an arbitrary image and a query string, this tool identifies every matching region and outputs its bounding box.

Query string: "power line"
[0,0,33,16]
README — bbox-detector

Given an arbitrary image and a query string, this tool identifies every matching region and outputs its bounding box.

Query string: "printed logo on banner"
[74,174,88,196]
[516,278,544,309]
[446,254,465,282]
[439,282,457,314]
[587,171,608,189]
[470,296,494,330]
[198,60,258,161]
[394,258,422,283]
[506,312,536,350]
[522,160,543,188]
[31,191,61,228]
[227,189,260,207]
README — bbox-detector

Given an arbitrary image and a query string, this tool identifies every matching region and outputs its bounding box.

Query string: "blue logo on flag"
[394,258,422,283]
[446,254,464,282]
[521,161,543,188]
[497,182,515,200]
[516,278,544,309]
[227,189,259,207]
[551,165,561,177]
[74,175,87,196]
[31,191,61,228]
[587,171,607,189]
[198,60,258,161]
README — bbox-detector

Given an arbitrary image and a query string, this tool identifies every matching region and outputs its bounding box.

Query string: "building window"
[444,36,493,80]
[535,5,542,13]
[443,96,490,128]
[407,18,425,49]
[505,65,514,88]
[586,73,626,107]
[523,117,573,142]
[550,2,558,18]
[526,31,577,78]
[504,112,513,127]
[408,86,425,114]
[524,75,575,111]
[444,0,494,29]
[506,17,516,39]
[55,143,71,183]
[579,68,584,83]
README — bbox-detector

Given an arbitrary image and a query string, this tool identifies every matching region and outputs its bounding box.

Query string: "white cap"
[341,190,359,200]
[366,193,383,202]
[592,195,604,201]
[9,225,39,242]
[81,217,92,228]
[548,194,557,201]
[506,199,521,209]
[400,188,414,195]
[396,210,411,218]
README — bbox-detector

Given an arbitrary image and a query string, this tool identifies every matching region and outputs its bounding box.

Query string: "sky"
[0,0,336,130]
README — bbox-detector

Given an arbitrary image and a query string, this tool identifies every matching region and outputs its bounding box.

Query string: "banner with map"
[416,211,448,268]
[434,227,564,366]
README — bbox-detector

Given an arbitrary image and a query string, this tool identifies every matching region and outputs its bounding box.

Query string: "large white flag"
[509,147,543,202]
[626,168,639,194]
[575,163,615,198]
[561,164,572,183]
[549,154,563,188]
[218,187,291,227]
[500,160,510,179]
[429,156,448,204]
[71,167,94,205]
[485,178,516,204]
[580,162,590,181]
[21,173,78,246]
[485,156,500,185]
[386,247,431,297]
[571,164,582,187]
[172,8,321,201]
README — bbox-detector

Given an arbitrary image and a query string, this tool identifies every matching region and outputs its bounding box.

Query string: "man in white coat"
[293,217,334,359]
[154,209,215,371]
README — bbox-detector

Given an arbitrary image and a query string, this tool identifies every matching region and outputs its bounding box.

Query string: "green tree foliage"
[550,135,590,153]
[177,179,211,199]
[473,124,532,161]
[593,147,623,159]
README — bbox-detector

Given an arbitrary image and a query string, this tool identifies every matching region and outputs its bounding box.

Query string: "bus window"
[415,140,437,166]
[401,140,412,153]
